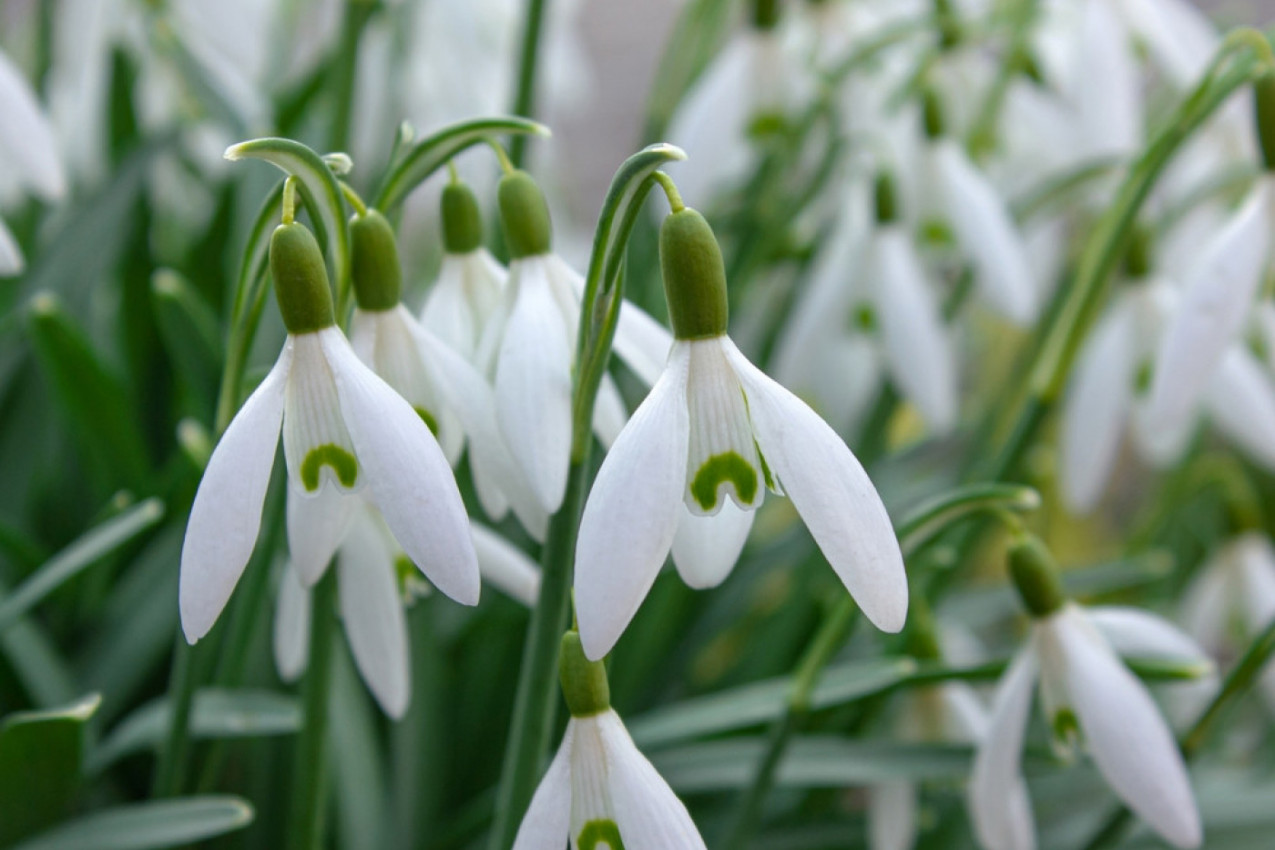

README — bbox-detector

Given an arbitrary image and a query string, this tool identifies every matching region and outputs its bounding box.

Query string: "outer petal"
[868,781,916,850]
[421,253,480,358]
[598,710,708,850]
[496,257,574,512]
[286,481,357,586]
[1204,347,1275,470]
[180,344,291,643]
[0,218,23,276]
[1085,605,1213,671]
[511,724,574,850]
[1076,0,1142,158]
[1048,607,1202,848]
[1060,295,1138,514]
[932,139,1036,325]
[670,500,755,589]
[471,522,541,607]
[613,301,674,388]
[592,373,628,449]
[320,328,480,606]
[968,649,1038,850]
[337,508,410,719]
[273,564,311,682]
[1146,181,1272,432]
[0,50,66,200]
[575,345,691,661]
[724,339,908,633]
[872,226,958,433]
[1179,548,1235,657]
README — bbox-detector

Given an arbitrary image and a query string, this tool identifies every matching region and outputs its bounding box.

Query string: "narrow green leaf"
[0,498,164,632]
[25,294,152,489]
[225,137,350,301]
[374,116,551,213]
[329,646,388,850]
[0,693,101,845]
[629,658,915,749]
[151,269,222,408]
[10,796,254,850]
[651,736,973,793]
[89,689,300,773]
[642,0,736,140]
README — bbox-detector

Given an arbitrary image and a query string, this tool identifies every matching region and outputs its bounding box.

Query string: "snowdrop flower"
[347,207,547,540]
[421,180,508,365]
[0,48,66,274]
[483,170,673,513]
[922,94,1039,325]
[1182,532,1275,708]
[969,536,1209,850]
[180,218,479,643]
[574,206,907,660]
[1062,232,1275,514]
[513,631,707,850]
[1145,128,1275,436]
[274,507,541,718]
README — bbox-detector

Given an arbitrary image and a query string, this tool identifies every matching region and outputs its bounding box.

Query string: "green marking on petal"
[395,554,430,604]
[1133,359,1153,396]
[300,444,358,491]
[690,451,758,511]
[757,445,777,492]
[1052,707,1080,749]
[852,304,876,333]
[578,819,626,850]
[919,219,954,246]
[414,406,439,436]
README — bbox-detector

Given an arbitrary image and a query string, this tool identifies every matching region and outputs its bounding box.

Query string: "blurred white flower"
[0,48,66,274]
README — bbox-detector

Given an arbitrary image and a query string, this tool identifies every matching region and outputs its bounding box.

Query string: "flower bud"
[350,209,402,311]
[441,181,484,254]
[270,221,335,334]
[660,207,730,340]
[922,89,945,140]
[498,170,553,259]
[753,0,779,30]
[1123,224,1151,280]
[1255,71,1275,172]
[874,171,899,224]
[559,630,610,717]
[1007,533,1067,618]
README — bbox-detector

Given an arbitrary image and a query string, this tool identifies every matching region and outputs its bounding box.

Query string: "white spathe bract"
[483,252,673,513]
[513,708,707,850]
[575,334,906,660]
[180,326,480,644]
[1145,177,1275,435]
[968,603,1208,850]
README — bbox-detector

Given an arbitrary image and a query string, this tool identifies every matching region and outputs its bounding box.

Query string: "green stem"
[508,0,550,168]
[287,570,338,850]
[328,0,374,153]
[151,639,196,797]
[487,462,589,850]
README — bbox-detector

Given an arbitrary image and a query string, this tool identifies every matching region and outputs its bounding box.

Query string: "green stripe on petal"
[414,406,439,436]
[578,819,626,850]
[300,444,358,491]
[690,451,758,512]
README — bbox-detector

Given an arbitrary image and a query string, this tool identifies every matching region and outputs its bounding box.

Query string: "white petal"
[1060,294,1138,513]
[684,338,766,514]
[932,139,1037,325]
[0,50,66,200]
[180,344,291,642]
[286,481,357,586]
[511,724,574,850]
[320,328,481,606]
[273,564,311,682]
[940,682,991,743]
[1179,547,1235,657]
[496,257,574,512]
[597,710,708,850]
[1076,0,1142,158]
[471,522,541,607]
[872,226,958,433]
[575,345,691,661]
[337,508,410,719]
[670,500,755,589]
[1147,182,1272,432]
[1086,605,1213,670]
[868,782,916,850]
[968,649,1038,850]
[592,373,628,449]
[421,256,479,357]
[1204,347,1275,470]
[724,339,908,633]
[1235,534,1275,633]
[1117,0,1217,88]
[613,300,673,388]
[0,218,23,275]
[1048,607,1202,848]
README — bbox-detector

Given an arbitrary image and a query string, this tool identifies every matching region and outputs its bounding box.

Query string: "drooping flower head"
[179,217,479,643]
[574,203,907,660]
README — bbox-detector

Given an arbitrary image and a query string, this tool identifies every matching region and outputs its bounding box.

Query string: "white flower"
[1182,533,1275,708]
[421,243,507,367]
[180,222,479,643]
[274,507,541,718]
[485,172,673,513]
[1145,176,1275,435]
[969,603,1209,850]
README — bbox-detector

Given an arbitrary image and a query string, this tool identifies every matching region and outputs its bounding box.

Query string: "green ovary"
[690,451,758,511]
[300,444,359,491]
[414,406,440,436]
[578,819,625,850]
